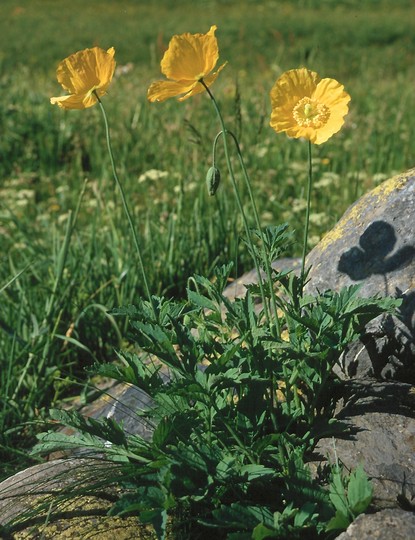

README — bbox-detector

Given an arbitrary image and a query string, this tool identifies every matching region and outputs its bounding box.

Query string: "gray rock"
[314,379,415,510]
[334,508,415,540]
[337,314,415,381]
[305,168,415,383]
[76,382,155,440]
[222,257,301,301]
[0,459,153,538]
[0,459,114,525]
[306,168,415,298]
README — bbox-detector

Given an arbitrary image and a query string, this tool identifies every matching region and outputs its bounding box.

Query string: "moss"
[14,515,156,540]
[10,495,156,540]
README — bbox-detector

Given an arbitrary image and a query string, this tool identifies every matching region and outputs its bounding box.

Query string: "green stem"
[301,140,313,293]
[95,93,156,318]
[201,81,271,329]
[210,399,257,464]
[228,130,281,337]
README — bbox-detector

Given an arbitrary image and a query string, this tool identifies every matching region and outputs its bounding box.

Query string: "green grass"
[0,0,415,479]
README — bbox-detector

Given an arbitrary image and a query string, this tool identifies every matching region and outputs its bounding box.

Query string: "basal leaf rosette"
[270,68,351,144]
[50,47,116,110]
[148,25,226,102]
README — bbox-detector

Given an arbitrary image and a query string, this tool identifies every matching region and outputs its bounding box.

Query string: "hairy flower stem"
[203,81,278,333]
[95,93,156,319]
[300,141,313,293]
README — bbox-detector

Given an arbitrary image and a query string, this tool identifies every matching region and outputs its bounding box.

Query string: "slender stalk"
[210,399,257,464]
[95,93,156,318]
[201,81,271,328]
[228,130,281,337]
[204,88,281,428]
[300,140,313,292]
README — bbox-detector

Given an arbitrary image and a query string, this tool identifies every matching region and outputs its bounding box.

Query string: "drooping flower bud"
[206,166,221,196]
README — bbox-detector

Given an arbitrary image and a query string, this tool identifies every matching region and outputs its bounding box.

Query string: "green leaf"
[152,416,173,448]
[112,486,169,540]
[347,464,373,515]
[141,508,168,540]
[252,522,277,540]
[228,532,255,540]
[329,469,349,518]
[210,503,273,530]
[187,288,217,312]
[240,464,275,481]
[326,509,350,531]
[293,502,318,527]
[32,431,102,456]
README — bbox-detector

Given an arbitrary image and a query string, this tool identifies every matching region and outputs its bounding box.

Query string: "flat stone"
[0,459,154,539]
[314,379,415,510]
[334,508,415,540]
[0,459,115,525]
[75,382,154,440]
[11,506,153,540]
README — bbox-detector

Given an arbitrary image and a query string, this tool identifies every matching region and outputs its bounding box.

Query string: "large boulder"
[305,168,415,382]
[305,170,415,537]
[306,168,415,298]
[313,379,415,510]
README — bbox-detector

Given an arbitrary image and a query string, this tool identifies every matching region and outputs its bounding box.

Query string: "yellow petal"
[50,93,89,110]
[312,78,351,144]
[269,104,296,133]
[270,68,350,144]
[160,25,219,82]
[147,79,197,102]
[311,115,347,144]
[95,47,116,92]
[177,61,227,101]
[313,77,350,114]
[55,47,115,97]
[270,68,320,136]
[271,68,319,106]
[285,125,319,143]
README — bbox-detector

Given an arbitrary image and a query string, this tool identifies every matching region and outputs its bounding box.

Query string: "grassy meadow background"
[1,0,415,479]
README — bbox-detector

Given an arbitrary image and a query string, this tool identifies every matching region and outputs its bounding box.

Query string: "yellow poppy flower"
[50,47,116,110]
[270,68,351,145]
[147,25,226,103]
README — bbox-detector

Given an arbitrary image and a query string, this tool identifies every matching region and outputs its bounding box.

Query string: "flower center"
[292,97,330,128]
